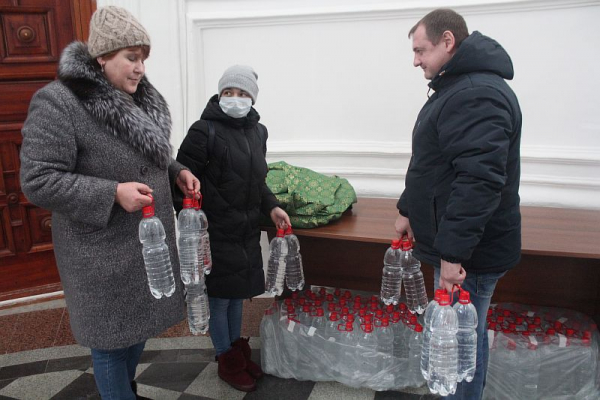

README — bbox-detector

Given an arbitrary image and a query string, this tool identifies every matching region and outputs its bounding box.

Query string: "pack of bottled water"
[259,287,426,391]
[265,227,306,295]
[484,302,599,400]
[176,196,210,335]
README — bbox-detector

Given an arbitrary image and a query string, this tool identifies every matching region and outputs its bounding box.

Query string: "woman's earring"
[101,63,105,73]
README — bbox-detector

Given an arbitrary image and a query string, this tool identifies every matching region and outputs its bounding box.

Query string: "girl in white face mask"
[175,65,291,392]
[219,88,253,118]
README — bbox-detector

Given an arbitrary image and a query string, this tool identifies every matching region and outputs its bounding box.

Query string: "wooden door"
[0,0,95,301]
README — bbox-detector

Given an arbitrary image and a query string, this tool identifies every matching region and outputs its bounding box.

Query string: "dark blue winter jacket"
[398,31,522,273]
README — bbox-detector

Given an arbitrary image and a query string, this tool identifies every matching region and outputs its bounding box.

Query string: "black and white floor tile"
[0,337,438,400]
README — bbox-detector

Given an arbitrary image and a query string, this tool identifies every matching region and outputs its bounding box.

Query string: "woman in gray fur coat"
[19,6,199,400]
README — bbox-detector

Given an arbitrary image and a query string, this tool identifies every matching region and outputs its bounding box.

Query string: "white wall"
[99,0,600,210]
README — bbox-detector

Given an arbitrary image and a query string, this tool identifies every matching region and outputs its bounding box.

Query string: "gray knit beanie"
[88,6,151,58]
[218,65,259,103]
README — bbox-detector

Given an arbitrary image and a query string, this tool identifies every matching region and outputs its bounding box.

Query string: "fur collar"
[57,41,172,169]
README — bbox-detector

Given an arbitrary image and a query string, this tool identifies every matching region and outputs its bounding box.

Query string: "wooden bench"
[265,198,600,321]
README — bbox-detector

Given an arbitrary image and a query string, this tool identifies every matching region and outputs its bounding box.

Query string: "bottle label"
[487,330,495,349]
[529,336,538,346]
[527,311,535,317]
[558,333,567,348]
[328,337,336,343]
[287,320,296,332]
[308,327,317,336]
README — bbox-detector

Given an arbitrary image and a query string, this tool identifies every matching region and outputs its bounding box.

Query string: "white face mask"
[219,97,252,118]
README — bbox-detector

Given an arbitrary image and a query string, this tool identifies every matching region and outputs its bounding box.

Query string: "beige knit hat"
[87,6,151,58]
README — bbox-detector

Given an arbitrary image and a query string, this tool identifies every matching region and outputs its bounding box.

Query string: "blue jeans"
[434,267,506,400]
[91,341,146,400]
[208,297,244,356]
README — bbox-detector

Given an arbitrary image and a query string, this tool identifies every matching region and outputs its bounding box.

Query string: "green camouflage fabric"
[264,161,357,228]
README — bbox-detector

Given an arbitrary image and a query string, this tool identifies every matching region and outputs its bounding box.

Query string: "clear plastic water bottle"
[357,323,378,376]
[194,196,212,275]
[186,280,210,334]
[453,289,478,383]
[408,324,425,386]
[377,317,395,369]
[400,238,428,314]
[259,303,278,374]
[400,315,418,358]
[338,321,357,377]
[298,304,313,327]
[391,311,406,359]
[139,198,176,299]
[284,227,305,291]
[521,334,541,399]
[265,229,287,295]
[324,311,342,361]
[380,239,403,305]
[428,292,459,396]
[421,289,444,380]
[309,307,327,337]
[178,197,200,285]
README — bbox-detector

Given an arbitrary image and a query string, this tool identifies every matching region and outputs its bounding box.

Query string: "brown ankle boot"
[217,346,256,392]
[232,337,264,380]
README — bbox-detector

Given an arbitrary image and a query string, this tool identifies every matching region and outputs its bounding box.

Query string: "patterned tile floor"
[0,297,437,400]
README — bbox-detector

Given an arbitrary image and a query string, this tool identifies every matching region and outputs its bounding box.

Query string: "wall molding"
[187,0,599,26]
[264,143,600,195]
[266,141,600,165]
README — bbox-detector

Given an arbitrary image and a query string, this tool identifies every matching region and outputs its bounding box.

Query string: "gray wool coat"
[20,42,186,350]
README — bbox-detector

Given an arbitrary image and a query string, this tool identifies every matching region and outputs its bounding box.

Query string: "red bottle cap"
[329,312,340,321]
[182,197,193,208]
[285,226,293,235]
[315,308,324,317]
[439,293,450,306]
[458,290,471,304]
[435,289,445,302]
[391,239,401,249]
[400,238,414,251]
[142,205,154,218]
[415,324,424,332]
[276,228,285,238]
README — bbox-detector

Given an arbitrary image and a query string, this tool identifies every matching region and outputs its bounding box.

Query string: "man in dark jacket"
[395,9,522,400]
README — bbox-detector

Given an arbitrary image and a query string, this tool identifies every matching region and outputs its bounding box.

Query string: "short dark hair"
[408,9,469,47]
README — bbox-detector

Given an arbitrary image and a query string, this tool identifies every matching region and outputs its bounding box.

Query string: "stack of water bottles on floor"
[259,237,428,390]
[260,287,428,390]
[484,302,600,399]
[177,196,212,335]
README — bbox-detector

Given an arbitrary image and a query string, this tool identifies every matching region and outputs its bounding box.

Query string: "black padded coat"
[176,95,280,298]
[397,31,522,274]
